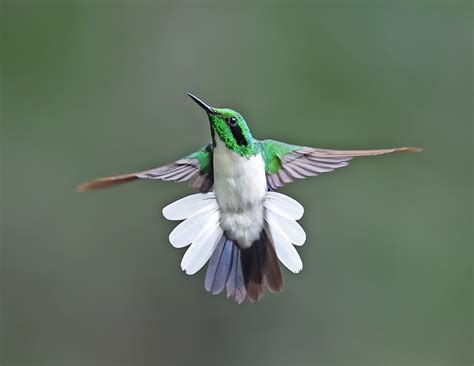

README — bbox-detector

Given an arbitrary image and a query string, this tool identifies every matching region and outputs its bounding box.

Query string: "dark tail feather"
[205,234,246,304]
[263,231,284,293]
[205,236,233,294]
[241,231,283,302]
[226,245,246,304]
[205,231,283,304]
[241,235,265,302]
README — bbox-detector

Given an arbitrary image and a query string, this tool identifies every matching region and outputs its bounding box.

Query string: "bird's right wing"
[259,139,422,190]
[76,143,214,193]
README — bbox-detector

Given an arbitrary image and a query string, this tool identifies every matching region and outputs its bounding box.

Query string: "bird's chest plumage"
[213,139,267,248]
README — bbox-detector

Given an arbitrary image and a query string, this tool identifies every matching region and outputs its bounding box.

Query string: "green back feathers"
[186,136,302,176]
[186,139,302,175]
[187,144,213,173]
[258,140,301,174]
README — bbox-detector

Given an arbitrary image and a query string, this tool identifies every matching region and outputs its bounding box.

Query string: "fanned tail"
[164,190,304,303]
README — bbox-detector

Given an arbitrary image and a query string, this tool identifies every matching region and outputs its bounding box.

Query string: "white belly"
[213,139,267,248]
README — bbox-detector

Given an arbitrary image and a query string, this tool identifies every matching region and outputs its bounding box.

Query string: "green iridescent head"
[188,93,258,157]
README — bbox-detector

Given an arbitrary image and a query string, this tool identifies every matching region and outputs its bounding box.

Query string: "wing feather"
[77,143,214,193]
[260,139,421,190]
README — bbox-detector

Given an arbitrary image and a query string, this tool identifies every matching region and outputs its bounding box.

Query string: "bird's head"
[188,93,257,157]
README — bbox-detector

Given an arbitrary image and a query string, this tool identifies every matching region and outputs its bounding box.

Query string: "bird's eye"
[228,117,238,126]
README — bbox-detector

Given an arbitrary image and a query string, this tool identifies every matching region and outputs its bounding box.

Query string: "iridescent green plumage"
[208,108,259,157]
[187,139,302,176]
[258,140,301,174]
[187,144,213,175]
[76,93,421,305]
[77,93,421,194]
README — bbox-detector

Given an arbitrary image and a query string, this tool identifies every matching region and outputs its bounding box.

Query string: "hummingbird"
[77,93,421,303]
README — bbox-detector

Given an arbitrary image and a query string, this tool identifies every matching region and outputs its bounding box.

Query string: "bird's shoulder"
[255,139,303,174]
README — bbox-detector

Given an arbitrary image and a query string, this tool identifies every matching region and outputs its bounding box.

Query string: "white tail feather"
[264,210,306,246]
[163,191,306,276]
[265,192,304,220]
[169,209,220,248]
[162,192,217,220]
[181,223,223,275]
[264,223,303,273]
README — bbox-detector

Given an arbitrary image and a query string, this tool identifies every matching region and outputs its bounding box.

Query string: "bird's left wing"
[77,143,214,193]
[258,139,421,190]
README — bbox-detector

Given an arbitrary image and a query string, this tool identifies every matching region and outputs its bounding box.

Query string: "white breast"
[213,138,267,248]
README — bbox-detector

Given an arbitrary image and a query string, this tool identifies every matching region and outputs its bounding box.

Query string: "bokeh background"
[2,2,472,366]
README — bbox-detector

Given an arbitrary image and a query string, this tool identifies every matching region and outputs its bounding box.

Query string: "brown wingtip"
[397,147,423,153]
[76,174,138,192]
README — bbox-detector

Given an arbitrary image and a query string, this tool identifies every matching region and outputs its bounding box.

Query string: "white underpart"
[162,143,307,275]
[212,138,267,249]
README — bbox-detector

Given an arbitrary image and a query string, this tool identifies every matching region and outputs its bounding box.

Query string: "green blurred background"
[2,2,472,366]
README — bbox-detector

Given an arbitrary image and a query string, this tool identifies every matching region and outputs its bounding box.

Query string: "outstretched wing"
[77,143,214,193]
[259,139,422,190]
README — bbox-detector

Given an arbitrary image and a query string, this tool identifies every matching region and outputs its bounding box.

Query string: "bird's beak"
[187,93,216,115]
